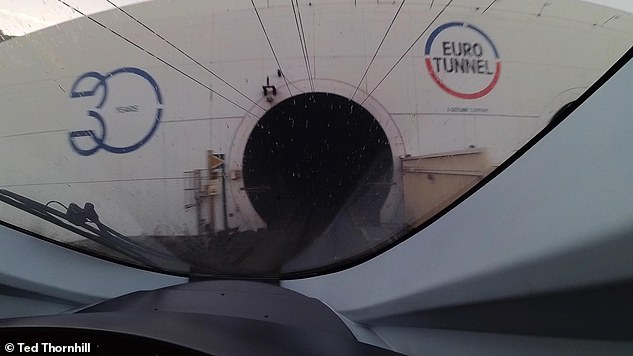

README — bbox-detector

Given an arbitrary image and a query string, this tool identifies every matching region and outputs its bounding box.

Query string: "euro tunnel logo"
[424,22,501,99]
[68,67,163,156]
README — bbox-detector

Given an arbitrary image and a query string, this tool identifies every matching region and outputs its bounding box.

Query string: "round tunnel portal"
[242,92,394,240]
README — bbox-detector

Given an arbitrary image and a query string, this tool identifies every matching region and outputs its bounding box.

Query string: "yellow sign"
[207,153,224,170]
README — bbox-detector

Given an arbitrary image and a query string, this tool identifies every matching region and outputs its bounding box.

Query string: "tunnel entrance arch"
[242,92,392,235]
[227,79,405,232]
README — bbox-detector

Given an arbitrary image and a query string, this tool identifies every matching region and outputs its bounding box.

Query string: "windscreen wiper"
[0,189,181,269]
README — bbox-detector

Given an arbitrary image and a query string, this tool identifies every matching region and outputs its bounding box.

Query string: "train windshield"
[0,0,631,278]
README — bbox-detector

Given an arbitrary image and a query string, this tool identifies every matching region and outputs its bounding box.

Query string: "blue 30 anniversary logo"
[68,67,163,156]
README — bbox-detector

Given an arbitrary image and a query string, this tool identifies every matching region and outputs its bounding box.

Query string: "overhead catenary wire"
[293,0,314,92]
[290,0,312,91]
[295,1,312,84]
[350,0,406,101]
[56,0,261,119]
[482,0,497,14]
[291,0,313,92]
[361,0,454,105]
[251,0,301,96]
[105,0,265,111]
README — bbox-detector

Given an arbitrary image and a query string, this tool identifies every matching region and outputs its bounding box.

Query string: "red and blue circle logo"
[424,22,501,99]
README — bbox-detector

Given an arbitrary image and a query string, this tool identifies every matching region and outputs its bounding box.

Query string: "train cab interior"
[0,1,633,355]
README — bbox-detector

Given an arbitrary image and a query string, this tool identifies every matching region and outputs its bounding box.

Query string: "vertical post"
[218,153,228,230]
[207,151,216,234]
[193,169,202,236]
[207,151,227,232]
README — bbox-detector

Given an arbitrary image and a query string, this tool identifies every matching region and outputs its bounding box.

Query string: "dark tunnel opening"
[243,92,393,241]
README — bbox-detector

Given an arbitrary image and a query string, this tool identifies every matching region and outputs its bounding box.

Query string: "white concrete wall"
[0,0,631,238]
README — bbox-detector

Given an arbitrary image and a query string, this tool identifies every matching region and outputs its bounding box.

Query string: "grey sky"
[0,0,631,36]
